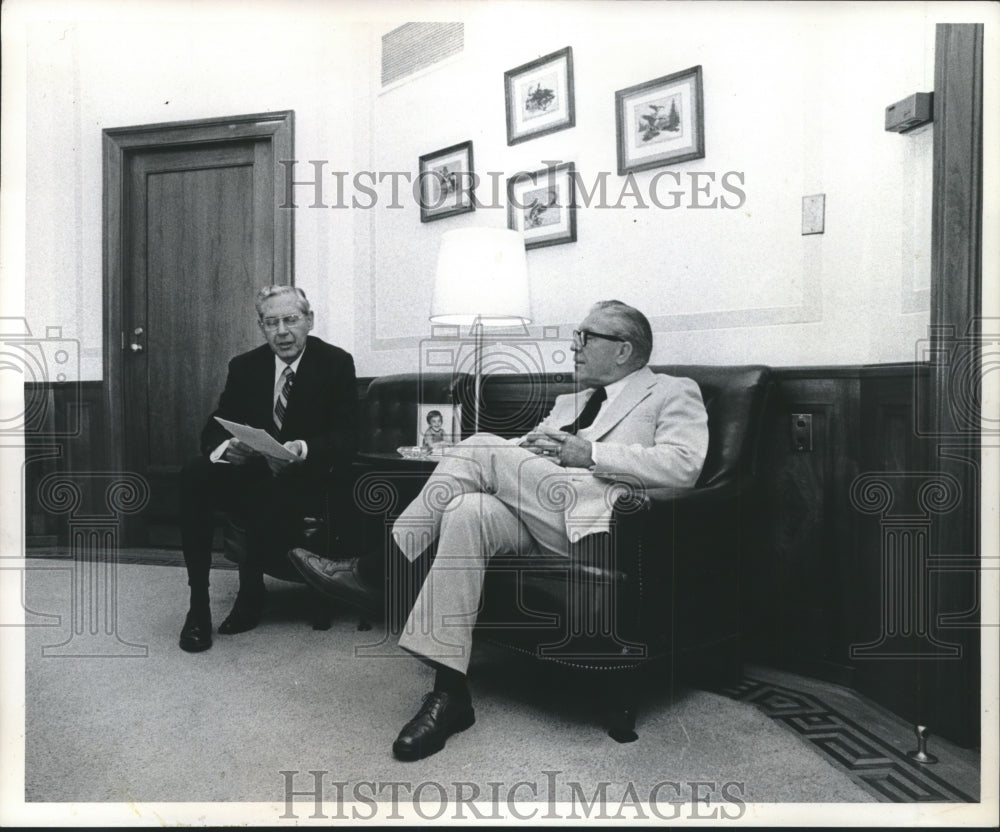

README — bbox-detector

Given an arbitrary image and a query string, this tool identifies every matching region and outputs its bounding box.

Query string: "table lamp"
[430,227,531,433]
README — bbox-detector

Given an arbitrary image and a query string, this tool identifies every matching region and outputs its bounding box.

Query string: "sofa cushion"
[361,373,459,453]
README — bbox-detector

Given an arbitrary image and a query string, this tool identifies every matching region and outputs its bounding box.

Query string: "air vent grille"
[381,22,464,87]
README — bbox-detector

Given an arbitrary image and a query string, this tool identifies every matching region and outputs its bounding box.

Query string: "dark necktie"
[274,366,294,430]
[560,386,606,434]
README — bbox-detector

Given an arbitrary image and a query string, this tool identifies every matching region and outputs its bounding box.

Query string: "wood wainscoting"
[22,381,109,547]
[22,364,980,745]
[748,363,978,747]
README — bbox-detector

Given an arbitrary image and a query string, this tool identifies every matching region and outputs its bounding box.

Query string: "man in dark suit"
[178,285,358,653]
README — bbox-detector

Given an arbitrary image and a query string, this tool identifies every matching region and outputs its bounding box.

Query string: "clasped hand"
[521,428,594,468]
[224,438,306,475]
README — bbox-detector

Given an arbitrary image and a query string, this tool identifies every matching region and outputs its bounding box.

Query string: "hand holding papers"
[214,417,300,462]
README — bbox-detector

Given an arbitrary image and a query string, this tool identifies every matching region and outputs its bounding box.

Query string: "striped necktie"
[560,386,607,434]
[274,366,294,430]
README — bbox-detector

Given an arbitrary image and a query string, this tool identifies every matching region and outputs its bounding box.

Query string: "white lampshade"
[430,228,531,326]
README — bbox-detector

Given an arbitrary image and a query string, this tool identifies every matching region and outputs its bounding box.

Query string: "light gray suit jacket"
[523,366,709,540]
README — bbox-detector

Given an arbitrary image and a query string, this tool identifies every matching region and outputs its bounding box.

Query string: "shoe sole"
[179,638,212,653]
[391,709,476,761]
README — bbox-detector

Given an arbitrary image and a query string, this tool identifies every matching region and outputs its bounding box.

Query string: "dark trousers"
[180,455,322,590]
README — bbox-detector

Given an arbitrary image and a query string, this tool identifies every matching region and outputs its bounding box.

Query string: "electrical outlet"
[791,413,813,451]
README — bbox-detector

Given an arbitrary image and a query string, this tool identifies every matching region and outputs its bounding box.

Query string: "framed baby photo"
[506,161,577,250]
[615,64,705,175]
[418,141,476,222]
[504,46,575,145]
[417,403,462,452]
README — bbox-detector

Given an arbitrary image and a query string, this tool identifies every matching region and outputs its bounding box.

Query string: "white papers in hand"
[214,417,300,461]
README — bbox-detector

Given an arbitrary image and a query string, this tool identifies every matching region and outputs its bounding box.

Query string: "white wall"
[10,0,978,381]
[20,3,360,380]
[353,2,939,376]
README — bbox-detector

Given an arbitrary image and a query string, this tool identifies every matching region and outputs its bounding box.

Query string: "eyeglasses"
[260,314,305,331]
[572,329,628,348]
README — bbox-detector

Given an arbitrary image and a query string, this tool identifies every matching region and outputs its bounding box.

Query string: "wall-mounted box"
[885,92,933,133]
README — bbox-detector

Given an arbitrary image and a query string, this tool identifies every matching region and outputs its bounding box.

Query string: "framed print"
[615,65,705,175]
[507,162,576,250]
[418,141,475,222]
[504,46,575,146]
[417,403,461,453]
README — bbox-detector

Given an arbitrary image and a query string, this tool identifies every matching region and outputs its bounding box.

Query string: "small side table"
[355,451,441,473]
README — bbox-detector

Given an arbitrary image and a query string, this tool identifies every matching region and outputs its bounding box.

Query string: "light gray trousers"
[394,434,605,673]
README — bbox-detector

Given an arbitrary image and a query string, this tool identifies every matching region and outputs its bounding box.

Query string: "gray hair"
[254,285,312,317]
[591,300,653,366]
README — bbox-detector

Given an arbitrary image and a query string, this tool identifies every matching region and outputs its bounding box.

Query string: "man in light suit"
[179,285,357,653]
[291,300,707,759]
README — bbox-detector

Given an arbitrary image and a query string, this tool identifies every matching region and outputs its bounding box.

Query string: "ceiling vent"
[381,22,464,88]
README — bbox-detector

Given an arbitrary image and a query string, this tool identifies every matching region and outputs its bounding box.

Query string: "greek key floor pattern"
[719,677,977,803]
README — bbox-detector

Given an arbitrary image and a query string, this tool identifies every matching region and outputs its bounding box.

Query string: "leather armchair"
[355,365,771,739]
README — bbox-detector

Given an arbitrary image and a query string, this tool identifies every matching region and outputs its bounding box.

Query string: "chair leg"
[303,588,333,631]
[602,673,640,743]
[607,702,639,743]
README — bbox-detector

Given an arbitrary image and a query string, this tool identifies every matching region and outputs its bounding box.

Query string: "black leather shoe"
[217,592,266,635]
[288,549,383,615]
[392,691,475,761]
[179,609,212,652]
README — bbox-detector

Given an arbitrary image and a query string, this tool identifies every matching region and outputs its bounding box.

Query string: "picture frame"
[507,161,577,250]
[417,403,462,452]
[615,65,705,175]
[504,46,575,146]
[418,141,475,222]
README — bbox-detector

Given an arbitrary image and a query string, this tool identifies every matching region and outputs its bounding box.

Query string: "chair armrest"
[610,478,751,590]
[597,477,752,647]
[637,480,743,509]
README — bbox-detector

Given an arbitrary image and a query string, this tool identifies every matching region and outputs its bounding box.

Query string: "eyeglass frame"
[572,328,629,348]
[259,313,308,331]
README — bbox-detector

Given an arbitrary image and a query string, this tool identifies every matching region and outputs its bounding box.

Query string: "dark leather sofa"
[354,364,771,739]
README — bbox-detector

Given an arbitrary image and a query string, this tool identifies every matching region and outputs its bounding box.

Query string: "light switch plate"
[802,193,825,235]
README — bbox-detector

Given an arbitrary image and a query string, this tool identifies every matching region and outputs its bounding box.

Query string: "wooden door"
[104,112,293,546]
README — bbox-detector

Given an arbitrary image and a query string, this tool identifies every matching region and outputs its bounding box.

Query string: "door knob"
[129,326,144,352]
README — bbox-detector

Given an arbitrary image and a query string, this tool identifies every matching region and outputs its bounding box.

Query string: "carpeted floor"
[19,557,978,811]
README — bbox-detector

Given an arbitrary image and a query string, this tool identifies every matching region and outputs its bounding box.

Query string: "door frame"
[102,110,294,497]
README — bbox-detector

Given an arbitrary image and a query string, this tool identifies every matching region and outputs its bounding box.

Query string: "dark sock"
[237,565,266,602]
[189,585,210,615]
[433,665,469,699]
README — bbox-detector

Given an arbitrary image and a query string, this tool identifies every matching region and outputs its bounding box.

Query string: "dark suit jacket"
[199,335,358,478]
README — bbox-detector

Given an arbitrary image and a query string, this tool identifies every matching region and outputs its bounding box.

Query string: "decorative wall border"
[368,262,823,353]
